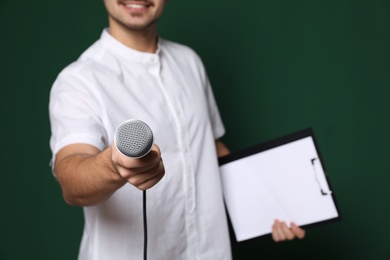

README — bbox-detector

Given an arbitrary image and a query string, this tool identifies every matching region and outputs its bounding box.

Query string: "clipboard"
[219,128,341,242]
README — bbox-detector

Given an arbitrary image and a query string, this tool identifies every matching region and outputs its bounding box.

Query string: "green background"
[1,0,389,259]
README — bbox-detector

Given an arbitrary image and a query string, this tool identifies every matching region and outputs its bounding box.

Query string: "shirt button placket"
[158,66,198,258]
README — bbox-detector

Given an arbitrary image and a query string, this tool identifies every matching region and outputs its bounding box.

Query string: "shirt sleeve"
[201,68,226,140]
[190,49,226,140]
[49,68,106,166]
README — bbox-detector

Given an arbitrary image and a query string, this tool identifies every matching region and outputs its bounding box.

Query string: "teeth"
[126,4,145,9]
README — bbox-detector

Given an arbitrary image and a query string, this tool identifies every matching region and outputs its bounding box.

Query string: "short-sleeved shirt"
[49,29,232,260]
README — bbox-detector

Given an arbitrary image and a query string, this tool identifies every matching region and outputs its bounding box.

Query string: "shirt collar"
[100,28,161,65]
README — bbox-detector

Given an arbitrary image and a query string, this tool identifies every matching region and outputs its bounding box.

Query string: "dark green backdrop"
[1,0,389,259]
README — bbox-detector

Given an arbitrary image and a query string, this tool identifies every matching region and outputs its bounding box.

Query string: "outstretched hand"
[111,143,165,190]
[271,219,305,242]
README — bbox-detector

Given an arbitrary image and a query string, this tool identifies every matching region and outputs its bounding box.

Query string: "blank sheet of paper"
[219,129,340,242]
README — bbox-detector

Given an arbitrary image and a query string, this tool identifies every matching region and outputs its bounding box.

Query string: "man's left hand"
[271,219,305,242]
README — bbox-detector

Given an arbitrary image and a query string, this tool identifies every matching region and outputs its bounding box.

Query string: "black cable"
[143,190,148,260]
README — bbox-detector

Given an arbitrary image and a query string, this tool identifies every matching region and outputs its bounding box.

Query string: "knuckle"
[118,168,136,179]
[128,175,143,186]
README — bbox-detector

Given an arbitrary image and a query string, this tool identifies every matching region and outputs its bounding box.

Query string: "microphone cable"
[143,190,148,260]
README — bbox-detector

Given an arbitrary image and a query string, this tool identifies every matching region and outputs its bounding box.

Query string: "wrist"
[101,146,127,185]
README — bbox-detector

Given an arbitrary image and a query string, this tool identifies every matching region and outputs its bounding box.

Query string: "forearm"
[55,146,126,206]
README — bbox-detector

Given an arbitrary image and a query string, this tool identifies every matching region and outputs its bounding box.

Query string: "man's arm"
[215,139,231,158]
[54,142,165,206]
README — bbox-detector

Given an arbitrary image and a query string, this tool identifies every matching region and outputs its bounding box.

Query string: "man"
[49,0,305,259]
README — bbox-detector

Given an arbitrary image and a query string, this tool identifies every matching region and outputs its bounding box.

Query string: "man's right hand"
[111,143,165,190]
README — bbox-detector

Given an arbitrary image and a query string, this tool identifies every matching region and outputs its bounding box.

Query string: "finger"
[128,160,165,188]
[291,222,306,239]
[280,221,295,241]
[271,221,280,242]
[273,219,287,242]
[136,170,165,190]
[114,145,162,178]
[127,159,164,185]
[122,155,163,177]
[140,144,161,163]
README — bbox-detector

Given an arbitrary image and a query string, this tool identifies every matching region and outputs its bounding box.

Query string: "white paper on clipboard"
[219,129,340,242]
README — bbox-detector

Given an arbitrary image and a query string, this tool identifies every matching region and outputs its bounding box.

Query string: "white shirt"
[49,29,232,260]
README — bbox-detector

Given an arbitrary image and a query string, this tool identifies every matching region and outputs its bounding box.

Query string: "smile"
[126,4,147,9]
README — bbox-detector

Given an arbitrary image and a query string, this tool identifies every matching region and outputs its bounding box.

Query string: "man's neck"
[109,22,158,53]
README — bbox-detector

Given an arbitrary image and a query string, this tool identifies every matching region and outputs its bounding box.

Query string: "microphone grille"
[114,119,154,158]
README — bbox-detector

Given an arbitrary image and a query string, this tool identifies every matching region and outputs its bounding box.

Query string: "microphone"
[114,119,154,158]
[113,119,153,260]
